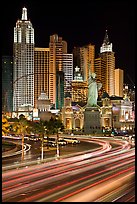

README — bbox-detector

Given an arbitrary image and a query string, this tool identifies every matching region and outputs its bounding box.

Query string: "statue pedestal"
[84,106,102,134]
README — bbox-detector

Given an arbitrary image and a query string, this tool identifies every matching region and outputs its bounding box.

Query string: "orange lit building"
[72,43,95,81]
[96,30,115,96]
[34,47,50,108]
[71,66,87,103]
[115,68,124,97]
[49,34,67,108]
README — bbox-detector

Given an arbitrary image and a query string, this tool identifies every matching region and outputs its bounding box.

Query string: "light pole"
[56,131,60,158]
[21,132,25,161]
[111,104,114,135]
[41,134,44,161]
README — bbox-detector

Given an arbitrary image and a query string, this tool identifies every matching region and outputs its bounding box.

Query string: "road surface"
[2,137,135,202]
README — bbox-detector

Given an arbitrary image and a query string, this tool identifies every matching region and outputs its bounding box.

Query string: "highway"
[2,137,135,202]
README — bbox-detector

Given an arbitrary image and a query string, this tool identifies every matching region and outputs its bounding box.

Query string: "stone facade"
[84,106,102,134]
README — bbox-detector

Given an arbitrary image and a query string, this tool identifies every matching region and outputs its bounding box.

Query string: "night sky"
[2,0,135,85]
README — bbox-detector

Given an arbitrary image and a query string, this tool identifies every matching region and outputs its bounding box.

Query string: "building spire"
[22,7,27,20]
[103,29,110,45]
[100,29,112,53]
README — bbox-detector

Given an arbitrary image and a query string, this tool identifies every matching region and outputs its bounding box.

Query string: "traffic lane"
[2,138,111,180]
[2,145,134,189]
[57,166,134,202]
[4,159,134,202]
[2,152,135,202]
[2,140,100,166]
[2,137,130,166]
[2,139,135,201]
[2,140,41,165]
[2,145,134,187]
[2,138,116,187]
[3,147,113,191]
[22,158,135,202]
[94,181,135,202]
[111,182,135,202]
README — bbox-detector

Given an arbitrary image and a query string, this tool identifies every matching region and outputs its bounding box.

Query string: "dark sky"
[2,0,135,85]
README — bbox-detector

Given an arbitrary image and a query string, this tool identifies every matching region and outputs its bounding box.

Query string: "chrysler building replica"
[95,30,115,96]
[100,30,115,96]
[13,7,34,113]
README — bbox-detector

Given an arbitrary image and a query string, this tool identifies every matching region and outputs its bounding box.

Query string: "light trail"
[3,153,134,201]
[18,157,134,202]
[2,142,31,158]
[2,137,135,202]
[55,168,134,202]
[3,142,133,189]
[111,185,135,202]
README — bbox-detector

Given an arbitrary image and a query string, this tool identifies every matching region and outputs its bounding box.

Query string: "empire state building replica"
[13,7,34,115]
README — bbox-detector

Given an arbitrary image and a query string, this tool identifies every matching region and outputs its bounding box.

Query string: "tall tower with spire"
[96,30,115,96]
[100,30,112,53]
[13,7,35,113]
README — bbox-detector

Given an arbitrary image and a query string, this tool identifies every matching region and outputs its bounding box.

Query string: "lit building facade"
[61,97,73,130]
[80,44,95,81]
[49,34,67,108]
[118,98,135,131]
[2,56,13,114]
[37,91,55,121]
[61,97,84,131]
[34,47,50,108]
[101,96,135,132]
[56,71,64,109]
[72,43,95,81]
[100,98,112,129]
[37,91,51,112]
[115,68,124,97]
[13,7,34,112]
[71,66,88,102]
[123,84,135,102]
[94,57,106,92]
[63,53,73,95]
[61,95,135,133]
[99,30,115,96]
[72,46,80,77]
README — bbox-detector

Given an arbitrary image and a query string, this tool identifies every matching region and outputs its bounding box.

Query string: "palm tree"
[2,115,10,136]
[50,117,64,158]
[34,121,46,161]
[12,115,29,161]
[44,120,53,149]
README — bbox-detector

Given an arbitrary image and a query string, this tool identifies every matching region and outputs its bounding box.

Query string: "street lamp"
[56,128,61,159]
[111,104,115,135]
[41,134,44,161]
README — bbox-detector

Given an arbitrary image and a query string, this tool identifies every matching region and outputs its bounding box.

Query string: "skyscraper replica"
[13,7,34,113]
[49,34,69,109]
[34,48,50,108]
[72,43,95,81]
[71,66,87,103]
[115,68,124,97]
[95,30,115,96]
[63,53,73,96]
[94,57,106,92]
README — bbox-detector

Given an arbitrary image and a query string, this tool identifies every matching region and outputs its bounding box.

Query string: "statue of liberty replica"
[87,71,102,107]
[84,65,102,134]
